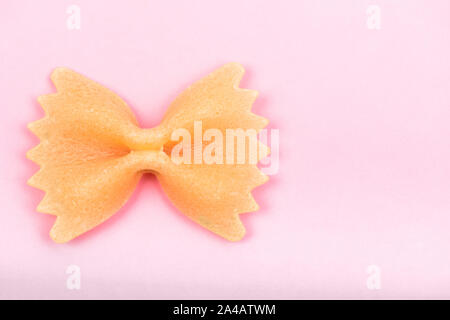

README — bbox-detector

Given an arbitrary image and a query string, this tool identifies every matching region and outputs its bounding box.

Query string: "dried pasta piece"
[27,63,269,243]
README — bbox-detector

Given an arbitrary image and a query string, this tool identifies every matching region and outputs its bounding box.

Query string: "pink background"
[1,0,450,299]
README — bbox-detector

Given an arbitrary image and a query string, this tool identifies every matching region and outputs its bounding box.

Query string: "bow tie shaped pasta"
[27,63,269,243]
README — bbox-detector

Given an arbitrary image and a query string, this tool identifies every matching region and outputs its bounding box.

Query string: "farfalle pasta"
[27,63,269,243]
